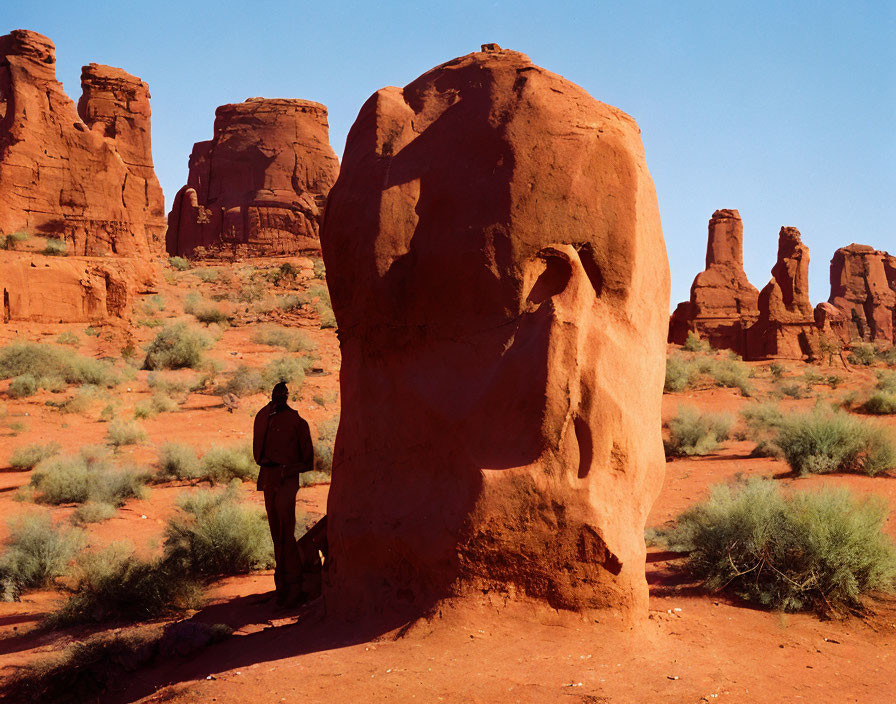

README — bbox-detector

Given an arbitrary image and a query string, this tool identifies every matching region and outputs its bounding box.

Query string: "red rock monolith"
[669,209,759,354]
[321,47,669,623]
[824,244,896,345]
[166,98,339,257]
[746,226,821,359]
[0,30,165,254]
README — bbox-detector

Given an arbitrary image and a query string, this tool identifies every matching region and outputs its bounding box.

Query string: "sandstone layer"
[321,47,669,622]
[166,98,339,257]
[0,30,165,255]
[746,227,821,360]
[1,253,156,323]
[822,244,896,345]
[669,209,759,354]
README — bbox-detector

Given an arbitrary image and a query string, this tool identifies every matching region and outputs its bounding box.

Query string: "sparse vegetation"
[664,406,732,457]
[312,415,339,478]
[56,331,79,346]
[222,364,264,397]
[682,331,711,353]
[310,284,336,328]
[0,230,29,250]
[662,478,896,614]
[8,374,38,398]
[664,352,752,395]
[143,323,211,370]
[169,255,191,271]
[163,483,273,576]
[262,355,308,388]
[0,342,117,392]
[42,237,68,256]
[134,393,178,419]
[71,501,118,525]
[0,512,85,600]
[775,408,896,476]
[30,449,149,505]
[848,343,879,366]
[8,442,61,470]
[106,420,147,447]
[156,443,202,480]
[199,445,257,483]
[252,325,316,353]
[192,267,220,283]
[184,292,231,324]
[739,402,785,457]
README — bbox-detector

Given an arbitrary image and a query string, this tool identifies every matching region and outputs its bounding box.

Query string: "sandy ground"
[1,261,895,703]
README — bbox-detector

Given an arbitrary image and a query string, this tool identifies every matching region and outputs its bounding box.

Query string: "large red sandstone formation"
[746,227,821,359]
[321,46,669,622]
[820,244,896,345]
[669,209,759,354]
[1,253,155,323]
[0,30,165,255]
[166,98,339,257]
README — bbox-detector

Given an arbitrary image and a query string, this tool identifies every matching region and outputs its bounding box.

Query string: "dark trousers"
[263,474,301,593]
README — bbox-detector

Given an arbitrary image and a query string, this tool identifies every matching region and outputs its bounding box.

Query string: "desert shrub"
[276,293,303,312]
[56,331,79,346]
[193,303,231,325]
[739,402,785,457]
[192,268,219,283]
[52,384,104,415]
[848,343,879,366]
[314,415,340,476]
[769,362,786,379]
[233,281,267,303]
[262,355,307,389]
[7,373,38,398]
[252,325,316,353]
[0,231,29,250]
[876,370,896,394]
[0,512,85,600]
[664,353,697,393]
[51,542,199,626]
[199,445,257,483]
[8,442,61,470]
[775,408,896,476]
[779,382,811,399]
[0,341,116,389]
[138,317,164,328]
[30,450,149,505]
[71,501,117,525]
[157,443,202,480]
[133,393,178,419]
[169,255,191,271]
[664,478,896,614]
[682,331,711,353]
[310,284,336,328]
[163,483,273,576]
[43,237,68,256]
[143,323,211,370]
[824,374,843,389]
[665,406,732,458]
[311,257,326,280]
[106,420,147,447]
[222,364,265,397]
[861,392,896,415]
[698,356,752,396]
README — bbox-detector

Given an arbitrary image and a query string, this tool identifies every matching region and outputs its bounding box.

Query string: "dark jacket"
[253,402,314,491]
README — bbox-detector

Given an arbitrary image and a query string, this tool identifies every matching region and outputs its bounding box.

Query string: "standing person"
[253,381,314,607]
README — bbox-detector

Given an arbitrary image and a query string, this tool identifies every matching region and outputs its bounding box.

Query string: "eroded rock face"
[825,244,896,345]
[166,98,339,257]
[0,253,156,323]
[0,30,165,254]
[669,209,759,353]
[747,227,821,359]
[321,48,669,621]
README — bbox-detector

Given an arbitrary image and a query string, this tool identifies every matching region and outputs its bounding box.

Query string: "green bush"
[56,331,79,346]
[106,420,147,447]
[252,326,316,353]
[664,353,697,393]
[30,450,149,505]
[769,362,786,379]
[199,445,257,483]
[157,443,202,480]
[876,370,896,394]
[310,285,336,328]
[312,257,326,280]
[193,268,219,283]
[190,299,231,325]
[739,402,785,457]
[262,355,308,389]
[53,384,104,415]
[779,382,811,399]
[0,512,85,600]
[776,408,896,476]
[312,415,339,479]
[698,356,752,396]
[43,237,68,256]
[8,373,38,398]
[51,542,199,625]
[0,341,116,388]
[163,483,273,576]
[134,393,178,419]
[143,323,211,370]
[8,442,61,470]
[848,343,879,366]
[222,364,265,397]
[71,501,117,525]
[0,231,29,250]
[664,478,896,614]
[682,331,711,353]
[665,406,732,457]
[169,256,191,271]
[861,392,896,415]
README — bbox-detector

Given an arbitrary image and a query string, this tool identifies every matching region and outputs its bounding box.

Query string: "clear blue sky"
[3,1,894,309]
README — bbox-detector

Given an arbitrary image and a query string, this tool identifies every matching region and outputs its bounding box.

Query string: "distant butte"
[166,98,339,257]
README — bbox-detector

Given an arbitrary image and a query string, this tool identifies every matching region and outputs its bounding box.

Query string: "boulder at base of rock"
[321,47,669,624]
[166,98,339,257]
[669,209,759,354]
[824,244,896,345]
[0,30,166,255]
[0,253,156,323]
[746,227,821,360]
